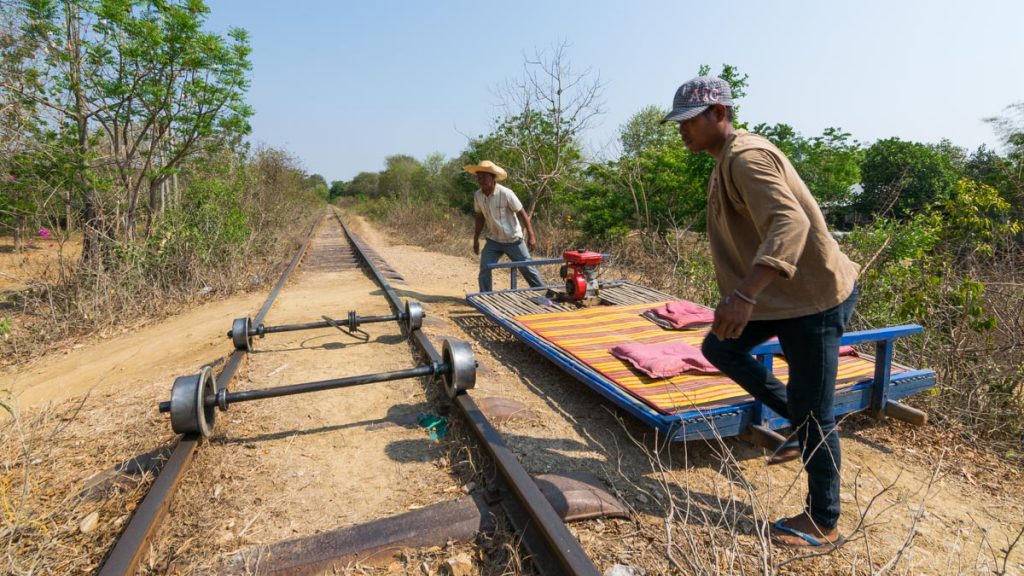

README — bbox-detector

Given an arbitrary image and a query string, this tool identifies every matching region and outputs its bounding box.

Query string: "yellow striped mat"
[515,301,898,415]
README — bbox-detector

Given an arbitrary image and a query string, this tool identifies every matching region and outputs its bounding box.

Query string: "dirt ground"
[0,234,79,292]
[2,212,1023,575]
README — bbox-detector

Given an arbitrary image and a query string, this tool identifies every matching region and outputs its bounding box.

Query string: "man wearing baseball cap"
[664,76,860,548]
[464,160,543,292]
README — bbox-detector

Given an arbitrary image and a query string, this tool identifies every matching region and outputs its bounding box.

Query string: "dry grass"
[919,256,1024,455]
[567,411,1024,575]
[0,381,171,575]
[0,208,319,370]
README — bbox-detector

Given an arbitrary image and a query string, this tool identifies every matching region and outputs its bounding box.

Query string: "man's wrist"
[731,289,757,306]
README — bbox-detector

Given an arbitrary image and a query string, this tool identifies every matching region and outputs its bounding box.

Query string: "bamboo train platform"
[467,276,936,444]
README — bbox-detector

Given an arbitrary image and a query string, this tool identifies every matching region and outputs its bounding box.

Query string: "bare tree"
[491,41,604,216]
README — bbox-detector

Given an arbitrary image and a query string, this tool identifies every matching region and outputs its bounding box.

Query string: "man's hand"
[711,295,754,340]
[526,234,536,251]
[473,238,480,255]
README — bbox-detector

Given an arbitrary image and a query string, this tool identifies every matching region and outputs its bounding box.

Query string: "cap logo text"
[684,85,720,104]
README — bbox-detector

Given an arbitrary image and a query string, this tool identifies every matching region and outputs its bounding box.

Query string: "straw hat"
[463,160,507,181]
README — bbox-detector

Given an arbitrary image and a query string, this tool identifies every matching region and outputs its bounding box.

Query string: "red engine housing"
[561,250,603,301]
[562,250,603,266]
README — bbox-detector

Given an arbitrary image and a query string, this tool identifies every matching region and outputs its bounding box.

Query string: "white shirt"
[474,184,524,243]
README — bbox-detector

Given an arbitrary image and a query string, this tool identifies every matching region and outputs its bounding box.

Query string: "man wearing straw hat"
[465,160,543,292]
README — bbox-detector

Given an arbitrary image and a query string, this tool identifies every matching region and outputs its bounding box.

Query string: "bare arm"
[473,213,485,255]
[516,209,536,251]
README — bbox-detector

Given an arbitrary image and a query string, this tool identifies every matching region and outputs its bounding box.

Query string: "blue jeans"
[701,286,859,529]
[478,238,543,292]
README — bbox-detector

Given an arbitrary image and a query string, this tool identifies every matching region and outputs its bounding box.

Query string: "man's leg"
[701,321,788,417]
[478,239,503,292]
[774,287,858,533]
[505,239,544,288]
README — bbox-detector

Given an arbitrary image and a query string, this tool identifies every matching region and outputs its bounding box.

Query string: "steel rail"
[331,209,599,576]
[97,214,323,576]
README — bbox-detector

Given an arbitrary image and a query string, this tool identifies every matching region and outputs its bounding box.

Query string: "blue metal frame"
[466,289,936,442]
[485,255,610,289]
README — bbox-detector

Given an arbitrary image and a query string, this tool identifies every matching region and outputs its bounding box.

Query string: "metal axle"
[229,300,424,351]
[162,339,475,437]
[231,313,400,338]
[160,363,444,414]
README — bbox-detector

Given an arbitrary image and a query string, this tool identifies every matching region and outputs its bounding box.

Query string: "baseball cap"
[660,76,734,124]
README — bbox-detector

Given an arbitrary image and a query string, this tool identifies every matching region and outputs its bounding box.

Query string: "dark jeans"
[701,286,859,529]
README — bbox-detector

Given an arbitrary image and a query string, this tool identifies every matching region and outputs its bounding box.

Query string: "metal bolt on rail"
[159,338,475,437]
[228,299,424,351]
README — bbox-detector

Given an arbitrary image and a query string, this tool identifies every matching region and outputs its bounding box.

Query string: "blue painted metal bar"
[870,339,895,418]
[673,370,937,441]
[484,254,612,291]
[466,280,632,299]
[749,324,923,356]
[486,257,570,269]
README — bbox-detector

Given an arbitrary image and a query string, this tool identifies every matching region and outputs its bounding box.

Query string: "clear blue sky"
[204,0,1024,183]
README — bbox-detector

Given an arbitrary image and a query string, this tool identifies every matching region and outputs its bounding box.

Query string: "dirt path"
[2,212,1022,575]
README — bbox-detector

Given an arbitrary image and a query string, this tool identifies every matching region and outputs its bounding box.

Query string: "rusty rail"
[97,214,322,576]
[99,209,599,575]
[333,210,599,576]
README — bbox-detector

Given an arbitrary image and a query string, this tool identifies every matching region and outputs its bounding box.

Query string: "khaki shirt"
[474,184,525,243]
[707,130,860,320]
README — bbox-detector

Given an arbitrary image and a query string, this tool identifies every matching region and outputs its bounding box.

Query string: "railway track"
[96,208,601,575]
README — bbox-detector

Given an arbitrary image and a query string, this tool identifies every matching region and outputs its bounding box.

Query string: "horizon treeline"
[332,65,1022,241]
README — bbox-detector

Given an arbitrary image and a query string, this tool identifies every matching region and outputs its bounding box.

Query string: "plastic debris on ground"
[417,413,449,440]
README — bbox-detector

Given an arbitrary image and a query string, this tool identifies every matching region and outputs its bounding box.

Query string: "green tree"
[328,180,348,199]
[468,110,585,217]
[857,138,958,220]
[347,171,380,198]
[441,153,479,213]
[489,41,603,216]
[303,174,327,190]
[984,102,1024,210]
[965,145,1010,190]
[6,0,252,256]
[619,105,677,157]
[377,154,421,199]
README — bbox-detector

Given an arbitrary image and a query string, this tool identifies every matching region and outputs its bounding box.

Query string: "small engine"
[560,249,603,301]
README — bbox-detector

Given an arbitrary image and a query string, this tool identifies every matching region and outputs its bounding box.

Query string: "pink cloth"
[610,341,719,379]
[643,300,715,330]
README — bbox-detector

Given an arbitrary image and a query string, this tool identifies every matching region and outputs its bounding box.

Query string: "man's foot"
[767,439,801,465]
[770,512,844,548]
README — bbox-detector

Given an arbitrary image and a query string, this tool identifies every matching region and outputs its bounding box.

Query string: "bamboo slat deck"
[466,281,936,440]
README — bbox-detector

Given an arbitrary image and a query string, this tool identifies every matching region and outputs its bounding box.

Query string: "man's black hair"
[703,104,734,122]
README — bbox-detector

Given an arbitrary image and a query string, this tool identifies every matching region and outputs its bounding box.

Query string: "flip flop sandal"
[767,439,801,465]
[771,519,845,548]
